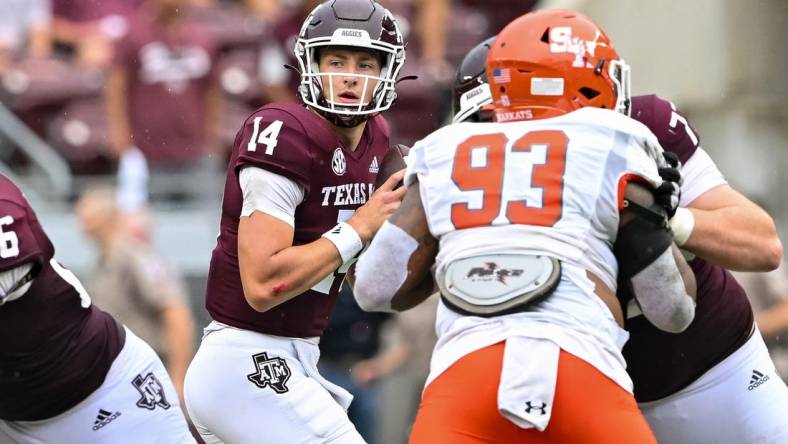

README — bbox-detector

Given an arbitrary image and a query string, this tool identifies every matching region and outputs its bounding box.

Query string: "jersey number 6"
[450,130,568,229]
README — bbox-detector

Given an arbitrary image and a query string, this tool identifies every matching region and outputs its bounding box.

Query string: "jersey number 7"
[450,130,568,229]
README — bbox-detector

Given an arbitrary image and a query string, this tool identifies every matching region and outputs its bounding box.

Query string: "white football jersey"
[405,107,664,290]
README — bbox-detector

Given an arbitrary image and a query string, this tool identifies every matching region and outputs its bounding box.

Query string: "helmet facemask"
[608,58,631,115]
[453,83,493,123]
[294,3,406,128]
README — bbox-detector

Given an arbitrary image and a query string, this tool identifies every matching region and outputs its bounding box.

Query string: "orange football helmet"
[486,9,630,122]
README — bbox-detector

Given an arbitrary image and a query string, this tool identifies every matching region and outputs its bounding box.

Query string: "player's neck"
[331,121,367,152]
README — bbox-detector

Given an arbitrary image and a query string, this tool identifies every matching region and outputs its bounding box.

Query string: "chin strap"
[283,63,301,74]
[396,74,419,84]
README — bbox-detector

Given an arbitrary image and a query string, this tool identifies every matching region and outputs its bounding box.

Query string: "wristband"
[670,207,695,247]
[322,222,363,264]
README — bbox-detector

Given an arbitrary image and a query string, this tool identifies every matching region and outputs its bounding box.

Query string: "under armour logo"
[524,401,547,415]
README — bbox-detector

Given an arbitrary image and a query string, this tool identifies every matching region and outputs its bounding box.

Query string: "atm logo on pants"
[247,352,292,394]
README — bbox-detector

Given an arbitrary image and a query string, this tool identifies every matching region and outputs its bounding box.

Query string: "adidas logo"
[92,408,121,431]
[748,369,770,391]
[330,226,342,234]
[369,157,379,173]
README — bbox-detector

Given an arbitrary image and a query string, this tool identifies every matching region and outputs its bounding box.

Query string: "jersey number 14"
[450,130,568,229]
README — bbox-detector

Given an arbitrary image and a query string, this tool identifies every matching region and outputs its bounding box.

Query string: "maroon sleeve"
[235,107,313,192]
[630,94,701,165]
[0,200,43,272]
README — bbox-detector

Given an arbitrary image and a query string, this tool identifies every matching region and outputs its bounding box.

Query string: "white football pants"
[639,327,788,444]
[0,327,194,444]
[184,321,364,444]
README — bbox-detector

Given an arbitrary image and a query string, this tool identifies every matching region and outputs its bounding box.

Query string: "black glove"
[653,152,682,218]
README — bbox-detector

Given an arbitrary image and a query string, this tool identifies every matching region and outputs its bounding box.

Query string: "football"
[373,144,410,189]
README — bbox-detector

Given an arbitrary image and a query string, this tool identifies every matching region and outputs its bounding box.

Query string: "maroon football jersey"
[0,176,124,421]
[206,103,391,338]
[113,10,219,166]
[52,0,136,22]
[624,95,753,401]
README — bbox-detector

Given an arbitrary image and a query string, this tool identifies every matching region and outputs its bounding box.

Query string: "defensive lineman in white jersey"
[352,10,696,443]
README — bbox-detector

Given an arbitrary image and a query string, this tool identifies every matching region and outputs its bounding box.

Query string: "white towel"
[497,337,560,431]
[293,340,354,411]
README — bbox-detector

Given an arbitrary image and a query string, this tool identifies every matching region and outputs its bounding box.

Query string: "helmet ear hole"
[579,87,600,100]
[540,28,550,43]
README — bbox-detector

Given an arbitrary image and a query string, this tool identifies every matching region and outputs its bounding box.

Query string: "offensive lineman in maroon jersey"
[624,96,788,443]
[0,175,194,444]
[183,1,408,442]
[451,40,788,443]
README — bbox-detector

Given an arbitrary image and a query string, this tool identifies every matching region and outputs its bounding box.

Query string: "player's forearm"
[241,238,342,312]
[416,0,449,62]
[105,69,132,155]
[390,274,435,311]
[163,305,194,394]
[754,300,788,336]
[683,206,782,271]
[28,26,52,58]
[203,86,222,152]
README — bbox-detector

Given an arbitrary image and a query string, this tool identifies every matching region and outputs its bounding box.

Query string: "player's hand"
[653,152,682,218]
[351,359,381,387]
[347,169,407,242]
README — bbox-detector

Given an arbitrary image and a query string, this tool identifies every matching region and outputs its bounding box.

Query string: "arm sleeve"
[239,166,305,226]
[679,147,727,206]
[235,108,313,192]
[630,248,695,333]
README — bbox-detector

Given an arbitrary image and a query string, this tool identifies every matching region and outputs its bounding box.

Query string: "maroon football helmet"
[452,36,495,123]
[294,0,406,127]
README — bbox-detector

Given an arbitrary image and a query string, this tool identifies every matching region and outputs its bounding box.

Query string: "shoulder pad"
[631,95,700,164]
[234,105,314,191]
[0,198,43,272]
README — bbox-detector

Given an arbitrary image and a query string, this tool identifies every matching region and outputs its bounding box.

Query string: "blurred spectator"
[0,0,52,70]
[76,187,196,401]
[459,0,539,36]
[256,0,320,103]
[734,265,788,381]
[318,285,391,443]
[243,0,285,22]
[105,0,223,205]
[377,294,438,444]
[51,0,135,68]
